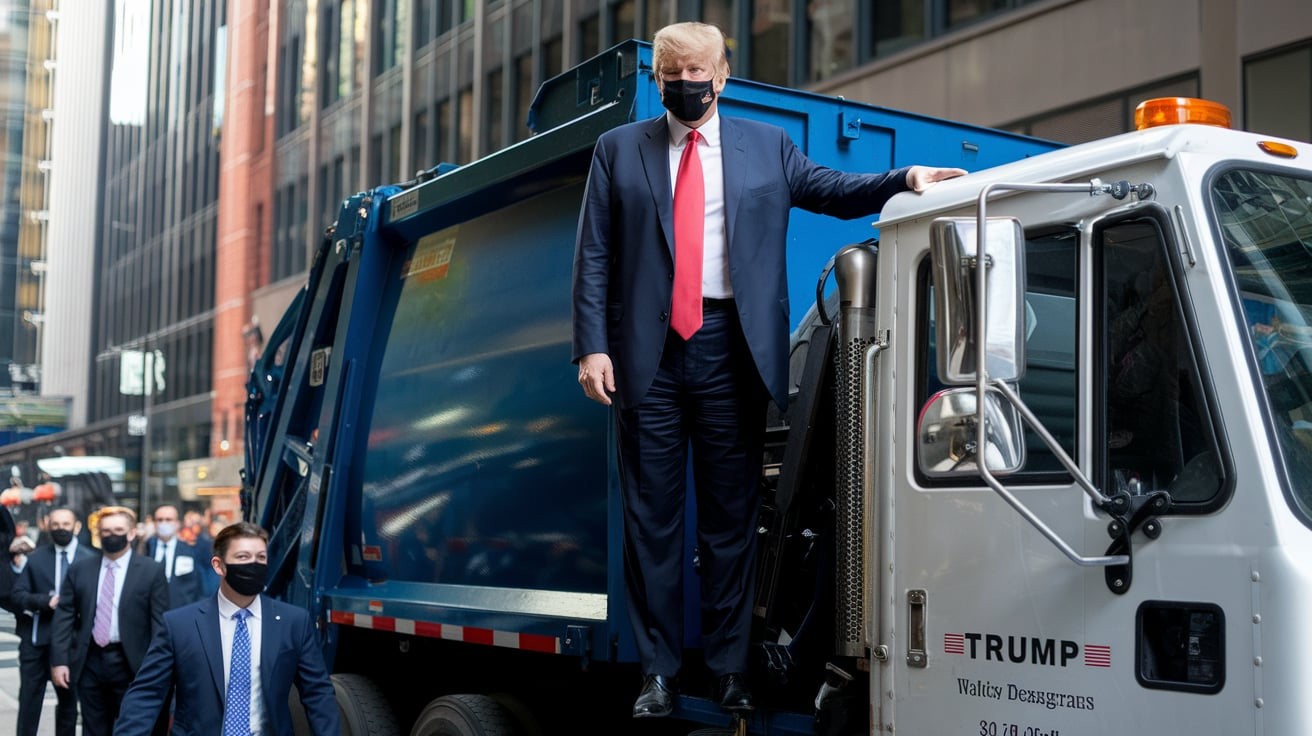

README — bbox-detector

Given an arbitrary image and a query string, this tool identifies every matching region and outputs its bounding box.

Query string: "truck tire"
[409,694,521,736]
[334,673,402,736]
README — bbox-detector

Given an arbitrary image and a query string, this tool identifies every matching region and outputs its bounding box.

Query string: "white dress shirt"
[30,539,78,644]
[666,111,731,299]
[217,591,266,735]
[95,550,131,644]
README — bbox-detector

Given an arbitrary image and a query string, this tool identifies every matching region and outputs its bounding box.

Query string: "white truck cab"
[863,100,1312,735]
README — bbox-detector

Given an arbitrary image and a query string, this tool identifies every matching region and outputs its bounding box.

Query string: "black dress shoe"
[717,673,754,712]
[633,674,677,718]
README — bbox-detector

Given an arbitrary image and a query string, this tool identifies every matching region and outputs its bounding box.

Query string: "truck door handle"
[907,589,927,668]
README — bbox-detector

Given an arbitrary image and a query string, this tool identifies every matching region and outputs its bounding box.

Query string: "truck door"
[886,206,1248,735]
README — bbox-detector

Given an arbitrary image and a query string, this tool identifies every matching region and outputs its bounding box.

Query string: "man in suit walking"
[10,507,97,736]
[145,504,205,609]
[113,521,340,736]
[573,21,965,718]
[50,506,169,736]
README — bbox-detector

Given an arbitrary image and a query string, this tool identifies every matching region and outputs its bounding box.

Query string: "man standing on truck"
[572,20,965,719]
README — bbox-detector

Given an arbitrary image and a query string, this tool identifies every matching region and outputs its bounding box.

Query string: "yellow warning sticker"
[402,230,456,282]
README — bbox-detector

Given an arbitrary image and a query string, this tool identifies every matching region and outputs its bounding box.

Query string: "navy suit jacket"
[113,594,340,736]
[10,542,98,648]
[145,536,206,610]
[572,113,911,409]
[50,551,169,683]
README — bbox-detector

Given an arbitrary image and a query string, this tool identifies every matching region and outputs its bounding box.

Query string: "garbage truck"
[244,39,1312,735]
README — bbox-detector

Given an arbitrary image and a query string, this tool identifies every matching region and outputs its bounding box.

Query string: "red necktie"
[671,129,704,339]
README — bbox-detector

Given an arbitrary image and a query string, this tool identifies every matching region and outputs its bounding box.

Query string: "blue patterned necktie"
[223,608,252,736]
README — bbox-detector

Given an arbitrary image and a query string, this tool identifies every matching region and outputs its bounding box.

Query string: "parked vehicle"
[246,40,1312,735]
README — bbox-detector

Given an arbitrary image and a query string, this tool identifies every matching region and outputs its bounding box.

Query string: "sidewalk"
[0,610,70,735]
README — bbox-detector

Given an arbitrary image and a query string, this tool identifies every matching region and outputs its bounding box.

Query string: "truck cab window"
[1098,216,1224,505]
[1211,169,1312,521]
[919,229,1078,481]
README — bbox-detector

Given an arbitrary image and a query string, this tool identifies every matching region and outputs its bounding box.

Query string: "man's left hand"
[906,166,968,192]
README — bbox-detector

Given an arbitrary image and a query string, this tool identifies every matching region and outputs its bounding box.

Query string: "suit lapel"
[638,115,676,258]
[719,116,747,254]
[197,598,225,700]
[258,595,278,714]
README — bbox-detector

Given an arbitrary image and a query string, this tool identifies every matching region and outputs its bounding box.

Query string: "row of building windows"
[91,321,214,422]
[94,0,225,427]
[268,1,1309,291]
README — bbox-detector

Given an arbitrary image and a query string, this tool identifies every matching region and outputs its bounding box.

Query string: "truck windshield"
[1212,168,1312,520]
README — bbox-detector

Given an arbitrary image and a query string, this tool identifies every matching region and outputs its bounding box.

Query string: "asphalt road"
[0,610,70,735]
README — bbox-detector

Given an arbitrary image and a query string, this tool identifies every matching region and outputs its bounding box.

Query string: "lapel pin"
[275,615,281,620]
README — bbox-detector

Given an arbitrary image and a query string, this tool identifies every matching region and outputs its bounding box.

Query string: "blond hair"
[652,22,730,86]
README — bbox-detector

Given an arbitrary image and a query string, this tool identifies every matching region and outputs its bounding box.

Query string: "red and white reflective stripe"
[328,610,561,654]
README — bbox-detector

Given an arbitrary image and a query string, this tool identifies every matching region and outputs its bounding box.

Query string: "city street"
[0,611,66,735]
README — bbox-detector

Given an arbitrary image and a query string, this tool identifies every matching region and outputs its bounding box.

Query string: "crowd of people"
[0,502,339,736]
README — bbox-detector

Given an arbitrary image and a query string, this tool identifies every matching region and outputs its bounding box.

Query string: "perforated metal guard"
[834,313,876,657]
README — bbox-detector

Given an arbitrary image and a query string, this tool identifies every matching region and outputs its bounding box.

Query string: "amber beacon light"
[1134,97,1233,130]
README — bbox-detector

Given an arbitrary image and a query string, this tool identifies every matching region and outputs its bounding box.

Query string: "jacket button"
[667,272,673,280]
[659,311,668,321]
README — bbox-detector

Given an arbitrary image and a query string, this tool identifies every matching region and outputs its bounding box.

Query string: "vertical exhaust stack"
[832,244,878,658]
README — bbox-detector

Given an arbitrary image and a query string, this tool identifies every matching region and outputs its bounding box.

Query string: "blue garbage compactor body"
[244,40,1060,733]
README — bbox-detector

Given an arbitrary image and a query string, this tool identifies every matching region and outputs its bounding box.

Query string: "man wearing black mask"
[113,521,340,736]
[572,21,965,719]
[11,507,98,736]
[50,506,169,736]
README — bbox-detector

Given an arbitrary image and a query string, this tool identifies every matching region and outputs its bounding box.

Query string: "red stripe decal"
[414,620,443,638]
[330,611,354,625]
[373,616,397,632]
[464,627,495,646]
[519,633,557,653]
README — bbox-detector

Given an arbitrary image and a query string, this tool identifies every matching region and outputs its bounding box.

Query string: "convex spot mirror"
[918,387,1025,477]
[931,217,1026,384]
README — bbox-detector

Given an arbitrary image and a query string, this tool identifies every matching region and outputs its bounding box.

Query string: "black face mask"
[50,529,74,547]
[99,533,129,554]
[661,79,717,123]
[223,561,268,597]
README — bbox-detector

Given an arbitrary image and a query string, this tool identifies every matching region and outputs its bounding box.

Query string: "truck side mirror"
[930,217,1027,384]
[917,387,1026,477]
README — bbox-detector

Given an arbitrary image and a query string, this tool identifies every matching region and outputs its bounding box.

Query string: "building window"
[544,36,564,80]
[388,123,402,181]
[1245,42,1312,142]
[873,0,925,58]
[579,13,600,60]
[438,98,452,163]
[513,54,533,143]
[946,0,1006,29]
[457,87,473,163]
[373,0,409,74]
[646,0,672,38]
[413,109,430,170]
[807,0,854,81]
[752,0,792,87]
[612,0,635,43]
[487,68,505,153]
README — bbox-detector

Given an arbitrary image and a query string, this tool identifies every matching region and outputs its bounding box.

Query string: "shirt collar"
[217,589,263,621]
[55,538,77,556]
[666,111,720,148]
[104,548,131,568]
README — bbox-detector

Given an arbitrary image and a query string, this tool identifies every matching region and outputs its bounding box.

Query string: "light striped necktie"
[223,608,253,736]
